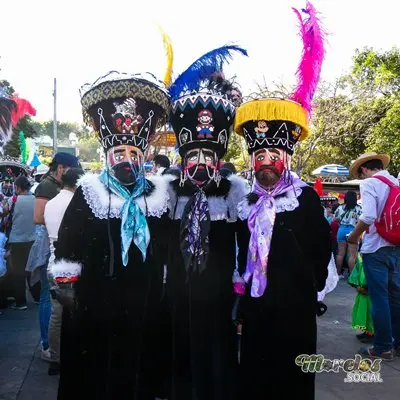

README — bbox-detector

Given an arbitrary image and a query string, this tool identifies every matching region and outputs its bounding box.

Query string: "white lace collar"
[79,173,170,219]
[167,174,250,222]
[238,185,304,220]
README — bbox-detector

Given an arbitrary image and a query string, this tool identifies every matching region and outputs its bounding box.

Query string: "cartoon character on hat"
[196,109,214,139]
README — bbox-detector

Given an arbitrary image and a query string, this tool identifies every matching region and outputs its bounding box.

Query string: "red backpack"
[372,175,400,245]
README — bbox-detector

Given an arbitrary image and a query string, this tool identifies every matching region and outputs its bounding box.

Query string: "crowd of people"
[0,2,399,400]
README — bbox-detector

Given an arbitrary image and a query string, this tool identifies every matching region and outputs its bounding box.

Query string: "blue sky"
[1,0,399,122]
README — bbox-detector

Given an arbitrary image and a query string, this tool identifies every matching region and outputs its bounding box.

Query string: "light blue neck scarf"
[99,170,150,266]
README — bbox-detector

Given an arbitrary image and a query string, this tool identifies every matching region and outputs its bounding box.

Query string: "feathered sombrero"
[79,28,173,153]
[166,45,248,158]
[0,88,36,152]
[234,1,325,155]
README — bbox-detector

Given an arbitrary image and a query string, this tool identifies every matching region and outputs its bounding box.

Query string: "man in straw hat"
[348,152,400,360]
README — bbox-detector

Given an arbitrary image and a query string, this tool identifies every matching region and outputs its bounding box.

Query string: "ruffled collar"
[79,173,170,219]
[238,184,305,220]
[166,174,250,222]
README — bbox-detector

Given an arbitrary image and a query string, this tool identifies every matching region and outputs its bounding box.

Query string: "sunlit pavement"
[1,280,399,399]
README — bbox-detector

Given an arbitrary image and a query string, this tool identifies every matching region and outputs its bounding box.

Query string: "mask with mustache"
[184,148,218,186]
[253,148,289,187]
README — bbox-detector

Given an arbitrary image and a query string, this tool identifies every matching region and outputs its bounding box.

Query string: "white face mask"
[183,148,219,186]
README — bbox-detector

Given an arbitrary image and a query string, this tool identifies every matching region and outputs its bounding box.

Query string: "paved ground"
[0,280,399,399]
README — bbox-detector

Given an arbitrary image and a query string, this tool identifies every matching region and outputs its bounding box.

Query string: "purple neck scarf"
[244,173,308,297]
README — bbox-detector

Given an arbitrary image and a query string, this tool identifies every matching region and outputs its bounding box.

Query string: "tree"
[250,46,400,179]
[30,120,91,144]
[77,135,100,162]
[224,134,249,170]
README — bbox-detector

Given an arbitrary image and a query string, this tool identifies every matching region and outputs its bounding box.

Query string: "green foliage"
[351,47,400,94]
[291,47,400,179]
[30,120,91,143]
[224,134,249,171]
[77,134,100,162]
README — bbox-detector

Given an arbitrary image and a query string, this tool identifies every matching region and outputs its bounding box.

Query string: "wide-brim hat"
[170,92,235,158]
[80,71,170,153]
[234,98,309,155]
[349,152,390,179]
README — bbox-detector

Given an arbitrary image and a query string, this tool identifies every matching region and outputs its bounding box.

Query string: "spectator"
[348,152,400,360]
[152,154,170,175]
[220,162,237,178]
[8,176,36,310]
[334,191,362,276]
[44,167,83,375]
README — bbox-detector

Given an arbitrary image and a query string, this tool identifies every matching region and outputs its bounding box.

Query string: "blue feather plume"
[169,45,248,100]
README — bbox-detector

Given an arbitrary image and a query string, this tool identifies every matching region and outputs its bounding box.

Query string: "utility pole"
[53,78,57,154]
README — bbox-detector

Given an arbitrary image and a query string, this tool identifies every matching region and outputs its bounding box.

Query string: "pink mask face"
[184,148,218,186]
[107,145,142,167]
[253,148,291,187]
[253,148,289,173]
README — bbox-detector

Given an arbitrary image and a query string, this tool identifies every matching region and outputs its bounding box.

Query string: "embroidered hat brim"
[80,72,170,153]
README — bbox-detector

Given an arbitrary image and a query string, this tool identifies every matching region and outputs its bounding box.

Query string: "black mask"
[187,164,214,185]
[112,162,137,185]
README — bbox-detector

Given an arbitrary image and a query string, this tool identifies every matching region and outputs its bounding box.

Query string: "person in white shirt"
[348,152,400,361]
[43,168,83,375]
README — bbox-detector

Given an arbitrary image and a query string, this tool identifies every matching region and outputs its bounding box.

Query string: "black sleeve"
[148,212,171,267]
[303,187,332,292]
[235,219,250,276]
[51,187,88,283]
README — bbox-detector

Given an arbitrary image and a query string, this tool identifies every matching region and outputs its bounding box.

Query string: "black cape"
[238,186,331,400]
[165,175,249,400]
[53,174,171,400]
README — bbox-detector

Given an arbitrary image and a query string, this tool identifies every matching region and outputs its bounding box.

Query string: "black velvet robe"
[165,175,249,400]
[238,186,331,400]
[54,174,170,400]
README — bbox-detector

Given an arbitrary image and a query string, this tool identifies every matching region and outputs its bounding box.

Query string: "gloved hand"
[51,283,76,309]
[316,301,327,317]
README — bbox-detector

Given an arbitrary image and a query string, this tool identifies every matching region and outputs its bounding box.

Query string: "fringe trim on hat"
[234,99,309,140]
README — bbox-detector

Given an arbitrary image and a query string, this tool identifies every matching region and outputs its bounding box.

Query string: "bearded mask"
[253,148,291,187]
[107,144,144,186]
[183,148,219,187]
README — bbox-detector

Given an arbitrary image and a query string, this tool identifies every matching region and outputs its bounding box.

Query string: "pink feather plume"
[289,1,325,115]
[11,96,37,126]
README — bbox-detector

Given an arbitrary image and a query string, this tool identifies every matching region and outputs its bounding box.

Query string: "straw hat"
[349,152,390,179]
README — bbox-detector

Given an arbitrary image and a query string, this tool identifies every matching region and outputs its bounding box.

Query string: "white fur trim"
[49,259,82,279]
[168,175,250,222]
[78,173,170,219]
[238,186,304,220]
[318,254,339,301]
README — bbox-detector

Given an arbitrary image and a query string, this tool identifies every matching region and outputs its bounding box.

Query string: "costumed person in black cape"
[49,67,172,399]
[164,45,249,400]
[234,3,331,399]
